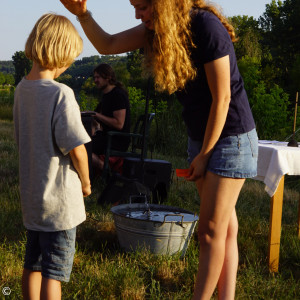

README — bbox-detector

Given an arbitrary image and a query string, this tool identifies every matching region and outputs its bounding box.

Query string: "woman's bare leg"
[217,209,239,300]
[192,171,244,300]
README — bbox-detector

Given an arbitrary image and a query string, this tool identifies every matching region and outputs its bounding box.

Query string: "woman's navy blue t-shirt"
[176,10,255,141]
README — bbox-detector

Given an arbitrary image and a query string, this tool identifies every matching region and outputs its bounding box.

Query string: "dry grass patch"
[156,259,187,282]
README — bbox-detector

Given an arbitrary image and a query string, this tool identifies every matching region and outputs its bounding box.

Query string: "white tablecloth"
[254,141,300,196]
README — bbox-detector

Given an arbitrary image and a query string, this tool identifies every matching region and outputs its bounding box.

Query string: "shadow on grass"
[76,215,121,256]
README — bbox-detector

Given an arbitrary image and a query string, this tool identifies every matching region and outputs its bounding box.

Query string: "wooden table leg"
[297,197,300,239]
[268,175,284,272]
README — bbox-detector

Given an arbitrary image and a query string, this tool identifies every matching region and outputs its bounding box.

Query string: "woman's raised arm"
[60,0,146,54]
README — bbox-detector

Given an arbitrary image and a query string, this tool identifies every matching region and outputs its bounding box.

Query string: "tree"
[230,15,262,60]
[55,74,73,87]
[238,56,291,139]
[0,61,14,74]
[5,73,15,85]
[238,56,261,95]
[113,62,130,87]
[126,50,148,90]
[252,84,290,139]
[12,51,32,85]
[0,72,5,85]
[81,77,97,96]
[259,0,300,94]
[289,54,300,96]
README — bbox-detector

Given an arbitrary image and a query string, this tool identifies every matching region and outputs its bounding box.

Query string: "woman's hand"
[186,153,209,181]
[60,0,87,16]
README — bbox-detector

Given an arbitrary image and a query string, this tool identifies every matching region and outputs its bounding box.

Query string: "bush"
[238,56,291,140]
[251,83,291,139]
[78,90,98,111]
[127,87,187,156]
[150,100,188,156]
[0,89,14,120]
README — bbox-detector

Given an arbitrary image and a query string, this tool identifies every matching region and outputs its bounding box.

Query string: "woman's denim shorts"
[24,227,76,282]
[187,128,258,178]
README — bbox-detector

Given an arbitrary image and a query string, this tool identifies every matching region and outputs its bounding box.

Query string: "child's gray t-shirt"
[14,78,91,231]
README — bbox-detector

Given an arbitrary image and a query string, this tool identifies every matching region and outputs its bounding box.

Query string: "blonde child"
[13,13,91,300]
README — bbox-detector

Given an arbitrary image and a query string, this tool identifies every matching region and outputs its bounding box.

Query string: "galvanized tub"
[111,202,198,256]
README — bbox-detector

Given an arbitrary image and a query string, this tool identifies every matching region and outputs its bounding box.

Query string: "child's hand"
[70,145,91,197]
[82,184,91,197]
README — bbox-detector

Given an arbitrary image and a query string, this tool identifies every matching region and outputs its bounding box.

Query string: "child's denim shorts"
[24,227,76,282]
[187,128,258,178]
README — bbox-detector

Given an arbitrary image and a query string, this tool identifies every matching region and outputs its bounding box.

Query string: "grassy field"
[0,117,299,299]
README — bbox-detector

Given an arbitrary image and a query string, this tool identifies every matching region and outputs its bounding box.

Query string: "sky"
[0,0,273,61]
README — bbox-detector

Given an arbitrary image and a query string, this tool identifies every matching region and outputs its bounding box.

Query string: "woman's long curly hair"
[144,0,236,94]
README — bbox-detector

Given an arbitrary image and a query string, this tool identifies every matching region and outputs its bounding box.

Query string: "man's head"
[25,13,83,70]
[93,64,117,92]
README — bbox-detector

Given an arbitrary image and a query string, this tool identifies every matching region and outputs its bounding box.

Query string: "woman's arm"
[187,55,231,181]
[60,0,146,54]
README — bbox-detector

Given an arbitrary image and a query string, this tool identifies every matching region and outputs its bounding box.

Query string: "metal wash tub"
[111,202,199,256]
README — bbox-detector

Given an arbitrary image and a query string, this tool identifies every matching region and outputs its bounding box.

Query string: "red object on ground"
[176,168,190,177]
[99,155,124,174]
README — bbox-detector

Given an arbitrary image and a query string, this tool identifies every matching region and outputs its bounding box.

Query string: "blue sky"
[0,0,272,61]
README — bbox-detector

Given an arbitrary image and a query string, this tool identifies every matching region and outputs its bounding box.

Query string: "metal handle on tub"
[157,214,186,228]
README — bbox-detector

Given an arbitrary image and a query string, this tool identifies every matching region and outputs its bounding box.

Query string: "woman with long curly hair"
[60,0,258,298]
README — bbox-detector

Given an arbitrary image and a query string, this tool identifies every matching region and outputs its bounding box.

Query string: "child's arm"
[69,144,91,197]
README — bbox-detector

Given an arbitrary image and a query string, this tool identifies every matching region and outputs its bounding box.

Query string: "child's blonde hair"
[25,13,83,69]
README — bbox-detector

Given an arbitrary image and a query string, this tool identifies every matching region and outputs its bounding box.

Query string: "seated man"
[90,63,131,176]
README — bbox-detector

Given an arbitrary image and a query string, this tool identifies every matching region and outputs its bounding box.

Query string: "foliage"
[150,99,188,156]
[12,51,32,85]
[81,77,97,96]
[127,86,168,123]
[77,90,98,112]
[113,62,131,87]
[288,54,300,97]
[126,50,148,90]
[5,73,14,85]
[259,0,300,96]
[0,89,14,120]
[127,86,188,156]
[55,74,73,87]
[66,55,126,77]
[128,86,151,123]
[0,72,15,86]
[230,15,262,60]
[0,60,14,74]
[238,56,291,139]
[251,83,290,139]
[238,56,262,93]
[0,72,5,85]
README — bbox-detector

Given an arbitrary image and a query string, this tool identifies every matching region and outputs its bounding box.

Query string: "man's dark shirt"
[94,86,130,153]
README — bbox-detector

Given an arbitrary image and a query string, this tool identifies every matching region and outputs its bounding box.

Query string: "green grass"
[1,118,299,299]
